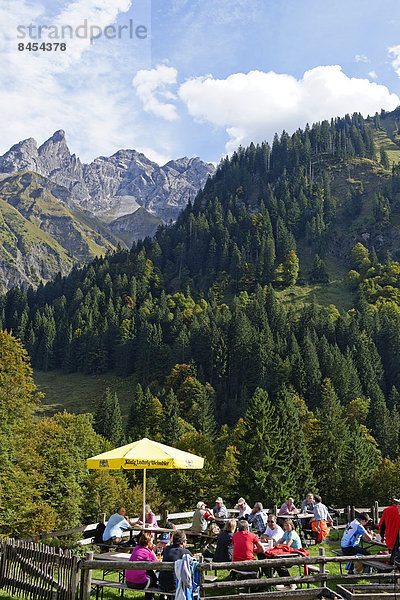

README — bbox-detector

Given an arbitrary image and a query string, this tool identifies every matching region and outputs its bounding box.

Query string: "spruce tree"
[95,388,125,446]
[276,386,316,499]
[162,389,182,444]
[309,378,349,503]
[239,387,285,505]
[126,384,145,441]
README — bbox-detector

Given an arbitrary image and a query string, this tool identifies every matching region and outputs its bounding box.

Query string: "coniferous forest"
[3,109,400,536]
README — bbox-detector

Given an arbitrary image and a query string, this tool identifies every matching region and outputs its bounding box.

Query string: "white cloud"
[355,54,369,63]
[132,65,179,121]
[389,45,400,78]
[0,0,158,162]
[178,66,400,153]
[368,71,378,80]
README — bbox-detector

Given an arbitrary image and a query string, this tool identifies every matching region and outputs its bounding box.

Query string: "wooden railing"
[21,502,389,549]
[79,550,399,600]
[0,539,398,600]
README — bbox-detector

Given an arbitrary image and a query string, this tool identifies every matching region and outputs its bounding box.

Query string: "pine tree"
[309,378,349,503]
[94,388,125,446]
[162,389,182,444]
[126,384,146,441]
[276,386,316,499]
[239,387,285,504]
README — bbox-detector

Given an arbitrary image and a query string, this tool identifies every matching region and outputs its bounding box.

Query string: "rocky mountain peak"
[0,131,216,223]
[0,137,39,173]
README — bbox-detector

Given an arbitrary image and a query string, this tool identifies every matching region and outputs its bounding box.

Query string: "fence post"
[101,513,106,525]
[318,547,326,586]
[351,506,355,521]
[198,554,204,599]
[81,551,93,600]
[374,501,379,524]
[70,555,79,600]
[347,506,351,523]
[273,505,278,516]
[161,509,169,528]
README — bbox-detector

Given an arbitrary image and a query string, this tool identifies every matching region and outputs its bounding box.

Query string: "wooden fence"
[79,550,400,600]
[0,539,79,600]
[21,502,388,547]
[0,539,399,600]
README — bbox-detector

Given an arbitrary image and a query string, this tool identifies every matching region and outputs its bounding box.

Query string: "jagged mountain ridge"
[0,131,216,222]
[0,171,123,291]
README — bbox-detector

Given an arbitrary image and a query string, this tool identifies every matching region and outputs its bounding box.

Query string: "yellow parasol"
[87,437,204,525]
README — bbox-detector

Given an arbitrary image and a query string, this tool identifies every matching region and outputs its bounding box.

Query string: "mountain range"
[0,131,215,291]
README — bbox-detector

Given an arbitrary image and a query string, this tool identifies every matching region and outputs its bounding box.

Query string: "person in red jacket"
[379,498,400,550]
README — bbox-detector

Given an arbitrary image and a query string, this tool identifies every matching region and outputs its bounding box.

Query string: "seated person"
[103,506,131,544]
[301,493,315,530]
[262,514,283,544]
[158,531,192,592]
[135,504,158,528]
[214,519,237,562]
[275,518,302,582]
[278,497,298,516]
[191,501,213,533]
[213,497,228,527]
[248,502,267,536]
[311,495,333,542]
[155,532,171,558]
[301,493,315,514]
[232,520,264,562]
[341,513,374,574]
[277,518,302,549]
[125,532,158,600]
[235,497,251,520]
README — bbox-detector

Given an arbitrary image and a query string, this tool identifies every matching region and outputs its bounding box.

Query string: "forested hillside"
[3,108,400,535]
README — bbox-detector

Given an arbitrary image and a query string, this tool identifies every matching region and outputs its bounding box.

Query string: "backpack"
[94,522,106,544]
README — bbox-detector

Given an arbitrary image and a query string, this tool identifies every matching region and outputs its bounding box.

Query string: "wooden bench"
[91,579,177,599]
[332,548,393,575]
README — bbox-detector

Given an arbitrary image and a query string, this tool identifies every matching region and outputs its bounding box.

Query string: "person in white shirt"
[234,497,251,520]
[262,514,284,543]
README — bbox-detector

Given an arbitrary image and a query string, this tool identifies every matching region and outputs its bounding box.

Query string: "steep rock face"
[0,132,215,223]
[0,138,41,173]
[0,171,124,291]
[108,206,162,247]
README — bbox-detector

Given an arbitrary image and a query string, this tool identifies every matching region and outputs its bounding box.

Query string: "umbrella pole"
[143,468,146,528]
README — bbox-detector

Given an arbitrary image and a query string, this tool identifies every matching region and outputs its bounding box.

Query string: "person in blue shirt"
[341,512,374,573]
[103,507,131,543]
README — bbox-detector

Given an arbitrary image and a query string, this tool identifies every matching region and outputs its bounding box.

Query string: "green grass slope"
[0,171,126,291]
[34,370,138,418]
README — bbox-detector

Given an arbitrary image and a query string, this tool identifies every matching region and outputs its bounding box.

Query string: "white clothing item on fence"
[175,553,193,600]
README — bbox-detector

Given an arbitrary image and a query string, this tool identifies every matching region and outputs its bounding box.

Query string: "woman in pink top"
[136,504,159,528]
[125,532,158,600]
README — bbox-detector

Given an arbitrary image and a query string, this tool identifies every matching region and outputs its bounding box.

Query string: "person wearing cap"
[341,512,374,573]
[191,501,213,533]
[213,497,228,520]
[156,532,171,558]
[158,531,192,593]
[234,498,251,520]
[379,498,400,551]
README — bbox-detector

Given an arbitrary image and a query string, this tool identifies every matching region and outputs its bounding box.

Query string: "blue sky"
[1,0,400,164]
